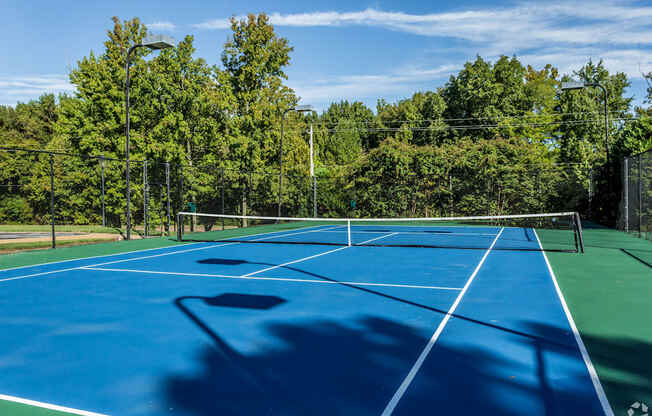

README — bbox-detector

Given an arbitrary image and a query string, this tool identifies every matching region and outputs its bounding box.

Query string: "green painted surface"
[0,400,79,415]
[543,225,652,414]
[0,237,186,271]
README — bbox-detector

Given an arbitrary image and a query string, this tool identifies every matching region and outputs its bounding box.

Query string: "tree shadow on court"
[163,293,627,416]
[182,257,652,413]
[570,331,652,414]
[518,321,652,415]
[163,312,519,415]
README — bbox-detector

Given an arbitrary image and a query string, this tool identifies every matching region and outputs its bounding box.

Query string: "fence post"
[49,153,56,249]
[623,158,628,232]
[449,173,453,217]
[143,160,148,237]
[165,162,171,235]
[313,175,317,218]
[639,153,642,237]
[588,168,593,220]
[100,156,106,227]
[220,167,225,230]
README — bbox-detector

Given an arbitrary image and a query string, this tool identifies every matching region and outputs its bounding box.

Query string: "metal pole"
[278,111,287,217]
[310,123,316,217]
[309,123,314,177]
[623,158,628,232]
[220,167,225,230]
[165,162,170,235]
[49,153,56,249]
[101,156,105,227]
[639,153,642,237]
[178,165,183,235]
[313,176,317,218]
[125,45,138,241]
[143,160,148,237]
[588,169,592,219]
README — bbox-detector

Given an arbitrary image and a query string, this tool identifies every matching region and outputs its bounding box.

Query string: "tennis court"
[0,214,611,415]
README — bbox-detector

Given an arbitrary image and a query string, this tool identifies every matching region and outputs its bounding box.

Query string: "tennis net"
[176,212,584,253]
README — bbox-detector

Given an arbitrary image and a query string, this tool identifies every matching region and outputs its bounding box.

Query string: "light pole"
[125,34,174,240]
[278,104,313,217]
[561,81,611,198]
[561,81,609,163]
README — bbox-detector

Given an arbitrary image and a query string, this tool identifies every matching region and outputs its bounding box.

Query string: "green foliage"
[616,115,652,157]
[0,195,33,222]
[442,55,531,140]
[557,59,632,165]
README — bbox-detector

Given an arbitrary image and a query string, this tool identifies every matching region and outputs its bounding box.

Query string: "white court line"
[0,240,205,273]
[380,227,504,416]
[242,232,399,277]
[317,230,497,237]
[0,225,333,284]
[0,394,108,416]
[89,224,338,269]
[80,267,462,291]
[533,230,613,416]
[0,243,234,283]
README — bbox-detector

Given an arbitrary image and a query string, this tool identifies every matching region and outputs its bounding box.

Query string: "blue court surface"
[0,225,611,415]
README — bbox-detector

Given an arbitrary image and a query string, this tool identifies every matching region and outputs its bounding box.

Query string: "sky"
[1,0,651,112]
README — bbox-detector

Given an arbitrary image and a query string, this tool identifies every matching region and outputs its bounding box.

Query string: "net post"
[574,212,585,254]
[347,219,351,246]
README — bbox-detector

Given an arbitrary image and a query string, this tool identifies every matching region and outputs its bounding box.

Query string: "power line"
[287,117,639,134]
[314,110,633,126]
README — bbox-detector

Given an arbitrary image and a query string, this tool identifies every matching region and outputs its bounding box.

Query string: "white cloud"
[288,64,460,108]
[146,21,176,31]
[193,19,231,30]
[0,75,75,106]
[193,3,652,50]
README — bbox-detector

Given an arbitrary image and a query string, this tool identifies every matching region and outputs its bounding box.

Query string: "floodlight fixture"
[142,34,175,50]
[559,79,611,188]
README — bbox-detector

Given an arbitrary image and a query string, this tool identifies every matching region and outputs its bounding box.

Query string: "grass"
[0,224,119,234]
[0,236,120,253]
[544,226,652,414]
[0,236,185,271]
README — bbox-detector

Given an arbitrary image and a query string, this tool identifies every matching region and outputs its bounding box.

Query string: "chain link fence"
[2,146,605,250]
[620,148,652,241]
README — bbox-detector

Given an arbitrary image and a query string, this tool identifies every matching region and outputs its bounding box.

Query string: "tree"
[442,55,530,140]
[376,91,447,145]
[556,59,632,165]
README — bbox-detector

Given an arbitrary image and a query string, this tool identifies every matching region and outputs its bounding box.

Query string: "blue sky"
[1,0,651,111]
